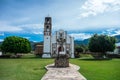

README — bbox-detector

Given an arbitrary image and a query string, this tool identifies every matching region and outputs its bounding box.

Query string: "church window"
[46,26,49,29]
[47,18,49,22]
[46,18,50,23]
[46,26,49,31]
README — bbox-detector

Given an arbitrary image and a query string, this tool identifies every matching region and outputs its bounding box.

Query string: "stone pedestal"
[55,54,69,67]
[41,63,87,80]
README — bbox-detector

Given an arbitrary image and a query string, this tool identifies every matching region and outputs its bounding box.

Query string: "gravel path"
[41,63,87,80]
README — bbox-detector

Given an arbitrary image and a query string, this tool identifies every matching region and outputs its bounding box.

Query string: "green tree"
[118,47,120,54]
[0,44,1,51]
[88,34,116,59]
[1,36,31,55]
[80,44,89,53]
[75,46,84,58]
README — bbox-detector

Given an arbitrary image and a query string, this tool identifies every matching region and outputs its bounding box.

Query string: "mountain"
[115,35,120,43]
[74,39,89,45]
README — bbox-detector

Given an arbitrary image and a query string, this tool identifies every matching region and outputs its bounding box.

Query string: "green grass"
[0,54,120,80]
[70,59,120,80]
[0,54,54,80]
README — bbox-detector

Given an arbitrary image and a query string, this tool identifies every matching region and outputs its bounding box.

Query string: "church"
[42,17,74,58]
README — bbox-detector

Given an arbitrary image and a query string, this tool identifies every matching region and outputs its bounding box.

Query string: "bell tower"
[42,17,52,58]
[44,17,52,36]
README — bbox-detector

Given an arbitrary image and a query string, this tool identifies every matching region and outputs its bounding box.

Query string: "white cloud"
[20,24,43,29]
[32,41,38,42]
[0,21,43,33]
[102,28,115,35]
[14,17,30,23]
[33,32,43,34]
[0,33,4,36]
[0,39,4,42]
[0,0,119,35]
[69,33,92,40]
[0,21,23,32]
[102,28,120,36]
[70,29,120,41]
[23,37,30,39]
[80,0,120,18]
[113,29,120,36]
[19,23,43,34]
[0,26,22,32]
[115,30,120,34]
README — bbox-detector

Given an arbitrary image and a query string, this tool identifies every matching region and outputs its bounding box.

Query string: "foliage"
[107,54,120,58]
[75,46,84,53]
[1,36,31,54]
[119,48,120,54]
[115,35,120,42]
[80,44,89,53]
[0,44,1,51]
[74,46,84,58]
[88,34,116,58]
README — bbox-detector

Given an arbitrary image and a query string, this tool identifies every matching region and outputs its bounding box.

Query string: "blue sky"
[0,0,120,42]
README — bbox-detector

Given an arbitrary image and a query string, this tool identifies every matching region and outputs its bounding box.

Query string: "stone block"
[55,54,69,67]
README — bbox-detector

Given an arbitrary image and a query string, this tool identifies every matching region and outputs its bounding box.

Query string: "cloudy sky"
[0,0,120,42]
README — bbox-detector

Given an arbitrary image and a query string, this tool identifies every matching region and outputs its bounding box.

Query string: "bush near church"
[1,36,31,58]
[74,46,84,58]
[0,44,1,51]
[88,34,116,59]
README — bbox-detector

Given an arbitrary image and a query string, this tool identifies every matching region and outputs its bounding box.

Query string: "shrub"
[89,34,116,59]
[1,36,31,55]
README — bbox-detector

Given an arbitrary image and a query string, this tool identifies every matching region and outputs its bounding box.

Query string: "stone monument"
[54,30,70,67]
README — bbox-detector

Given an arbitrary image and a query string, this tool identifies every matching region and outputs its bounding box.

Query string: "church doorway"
[58,46,64,53]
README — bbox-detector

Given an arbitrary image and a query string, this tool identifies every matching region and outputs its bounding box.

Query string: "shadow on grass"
[79,58,112,61]
[21,56,54,59]
[33,67,45,70]
[0,56,53,59]
[21,57,41,59]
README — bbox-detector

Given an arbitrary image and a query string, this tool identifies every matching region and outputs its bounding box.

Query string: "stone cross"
[55,31,69,67]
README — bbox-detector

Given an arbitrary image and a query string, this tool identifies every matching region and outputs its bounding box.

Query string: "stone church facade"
[42,17,74,58]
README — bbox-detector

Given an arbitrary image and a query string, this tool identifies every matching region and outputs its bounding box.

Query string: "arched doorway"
[58,46,64,53]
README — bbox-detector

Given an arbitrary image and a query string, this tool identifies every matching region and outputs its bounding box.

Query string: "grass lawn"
[0,54,54,80]
[70,59,120,80]
[0,54,120,80]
